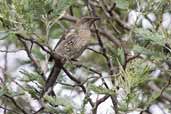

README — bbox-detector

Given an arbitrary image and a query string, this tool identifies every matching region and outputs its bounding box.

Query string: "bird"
[41,16,100,96]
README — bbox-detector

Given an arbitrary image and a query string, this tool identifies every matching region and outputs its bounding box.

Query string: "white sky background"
[1,10,171,114]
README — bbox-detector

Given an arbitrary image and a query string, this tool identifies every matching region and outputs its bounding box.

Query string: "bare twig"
[86,1,118,113]
[92,28,121,47]
[160,75,171,99]
[87,47,103,55]
[60,15,77,23]
[92,95,110,114]
[74,63,109,89]
[62,66,94,107]
[99,0,130,30]
[123,53,142,69]
[148,81,171,102]
[16,33,52,55]
[18,37,46,81]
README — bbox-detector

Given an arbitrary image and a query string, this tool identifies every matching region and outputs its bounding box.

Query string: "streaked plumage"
[42,16,99,96]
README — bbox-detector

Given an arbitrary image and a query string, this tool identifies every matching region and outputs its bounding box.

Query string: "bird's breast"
[55,29,91,60]
[78,29,91,39]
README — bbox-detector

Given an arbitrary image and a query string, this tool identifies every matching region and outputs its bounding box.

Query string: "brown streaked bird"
[42,16,100,96]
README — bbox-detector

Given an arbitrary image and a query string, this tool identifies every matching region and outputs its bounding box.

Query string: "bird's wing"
[54,27,76,49]
[49,27,76,61]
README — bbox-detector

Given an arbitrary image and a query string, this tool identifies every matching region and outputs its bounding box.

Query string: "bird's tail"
[41,60,64,97]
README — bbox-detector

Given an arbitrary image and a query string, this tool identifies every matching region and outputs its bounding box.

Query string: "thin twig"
[62,66,94,107]
[87,47,103,55]
[74,63,109,88]
[92,95,110,114]
[4,94,29,114]
[16,33,52,55]
[148,81,171,102]
[160,75,171,98]
[18,37,46,81]
[86,1,118,113]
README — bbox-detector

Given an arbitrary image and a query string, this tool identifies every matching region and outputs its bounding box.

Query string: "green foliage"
[0,0,74,32]
[120,60,150,91]
[81,95,90,114]
[44,95,74,114]
[115,0,129,9]
[0,0,171,113]
[132,28,171,63]
[146,91,161,107]
[0,87,6,97]
[20,69,44,85]
[88,84,115,96]
[116,60,151,111]
[133,45,155,56]
[134,28,165,46]
[19,69,45,98]
[117,48,125,65]
[51,0,74,17]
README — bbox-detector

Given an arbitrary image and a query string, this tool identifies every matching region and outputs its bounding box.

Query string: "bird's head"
[75,16,100,28]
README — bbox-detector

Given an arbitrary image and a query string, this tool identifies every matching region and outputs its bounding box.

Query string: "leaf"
[118,60,150,94]
[118,48,125,65]
[81,95,89,114]
[0,88,5,97]
[25,87,38,98]
[52,0,74,17]
[88,84,115,96]
[20,69,44,85]
[132,45,154,56]
[115,0,129,9]
[50,27,64,39]
[146,91,160,106]
[127,64,150,89]
[44,95,74,113]
[45,106,61,114]
[44,95,72,106]
[134,28,165,46]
